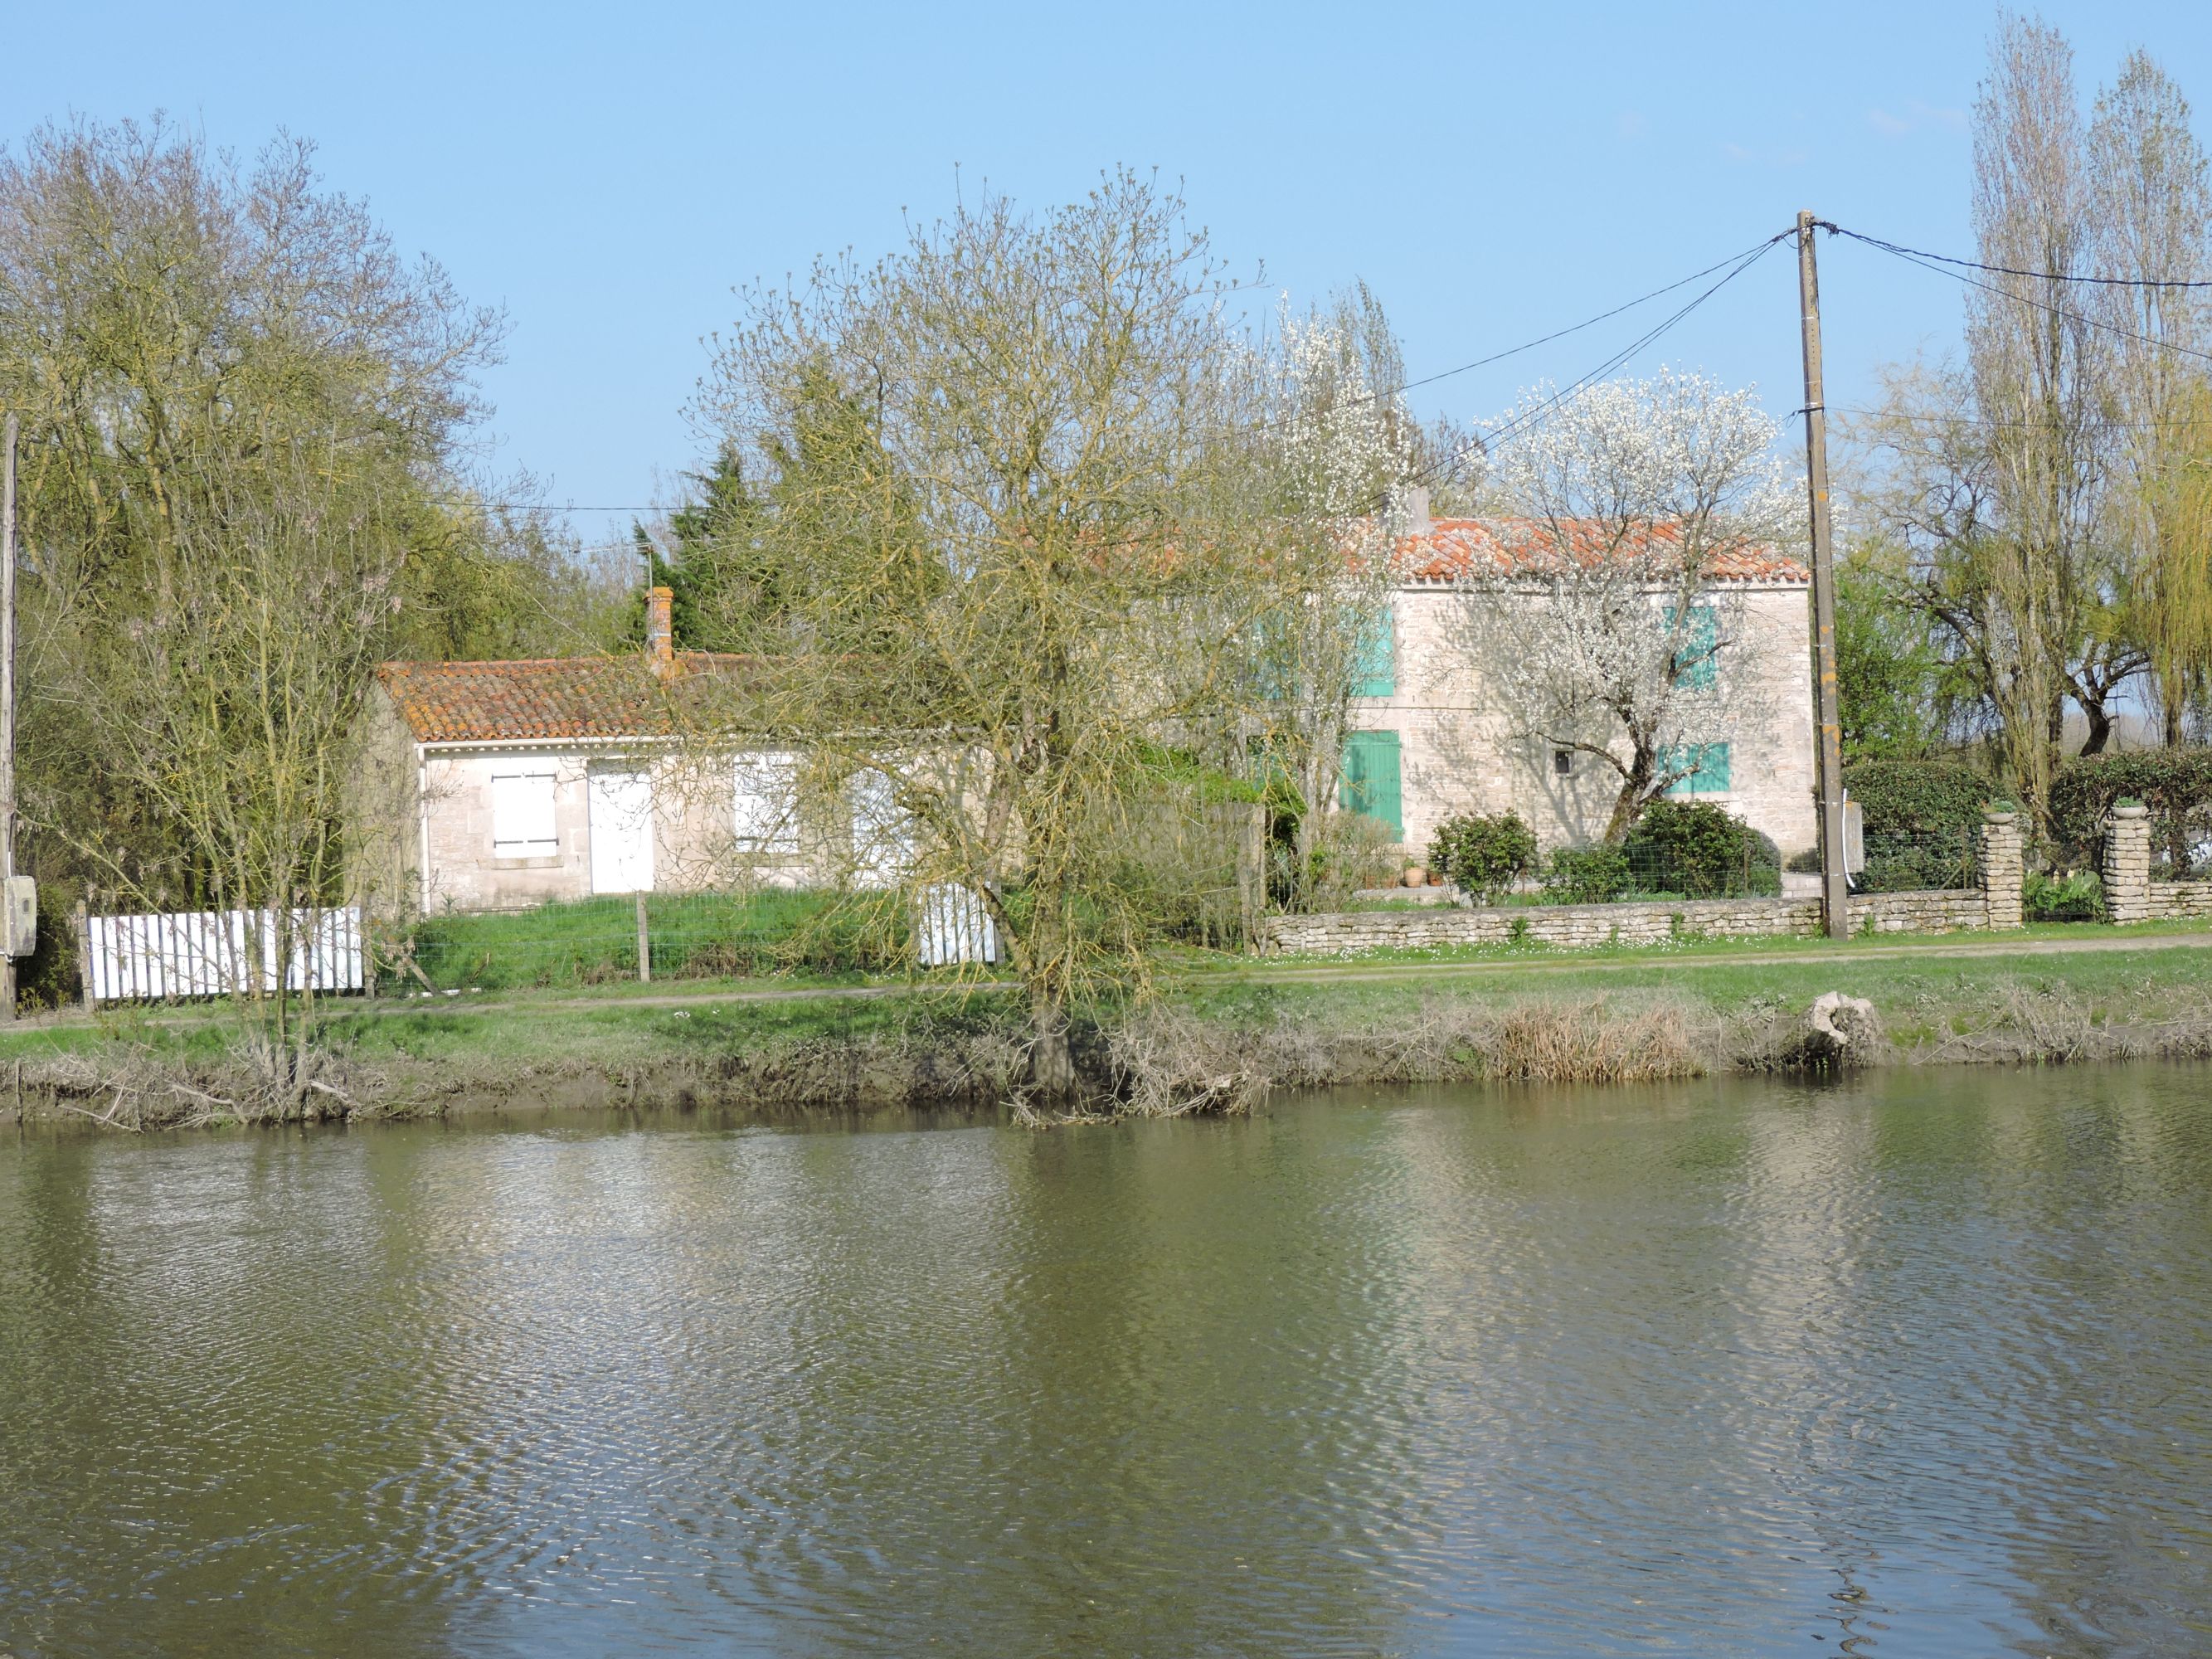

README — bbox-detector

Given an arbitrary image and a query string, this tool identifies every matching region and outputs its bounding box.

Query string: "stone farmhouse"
[1337,508,1817,864]
[353,589,909,917]
[357,515,1818,918]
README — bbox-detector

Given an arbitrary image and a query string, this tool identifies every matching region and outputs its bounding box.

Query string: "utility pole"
[1,415,17,1016]
[1796,212,1850,941]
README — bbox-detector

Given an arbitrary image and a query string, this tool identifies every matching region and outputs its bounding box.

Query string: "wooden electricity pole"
[1,414,17,1016]
[1796,212,1850,941]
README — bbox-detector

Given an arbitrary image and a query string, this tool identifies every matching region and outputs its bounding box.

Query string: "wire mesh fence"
[2146,810,2212,881]
[389,890,914,992]
[1853,828,1981,894]
[1534,841,1782,904]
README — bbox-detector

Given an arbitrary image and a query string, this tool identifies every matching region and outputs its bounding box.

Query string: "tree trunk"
[1601,749,1655,844]
[2079,698,2112,756]
[1028,998,1077,1100]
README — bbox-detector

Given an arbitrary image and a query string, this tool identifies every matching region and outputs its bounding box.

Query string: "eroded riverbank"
[12,933,2212,1128]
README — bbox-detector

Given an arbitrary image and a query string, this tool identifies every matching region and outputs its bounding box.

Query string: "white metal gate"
[85,907,363,1004]
[916,885,998,967]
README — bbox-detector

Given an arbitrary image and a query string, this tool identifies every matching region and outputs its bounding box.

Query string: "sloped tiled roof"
[1395,517,1807,586]
[375,653,756,743]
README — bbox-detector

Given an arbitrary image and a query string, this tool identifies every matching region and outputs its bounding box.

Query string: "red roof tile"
[1395,517,1807,585]
[375,653,756,743]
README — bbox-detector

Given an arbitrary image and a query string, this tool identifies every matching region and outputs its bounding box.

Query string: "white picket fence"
[916,884,999,967]
[86,906,364,1005]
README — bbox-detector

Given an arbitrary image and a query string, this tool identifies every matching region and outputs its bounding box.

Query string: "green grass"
[12,914,2212,1092]
[404,888,908,990]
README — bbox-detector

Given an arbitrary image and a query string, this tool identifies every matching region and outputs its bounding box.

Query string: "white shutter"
[733,752,800,853]
[491,771,559,854]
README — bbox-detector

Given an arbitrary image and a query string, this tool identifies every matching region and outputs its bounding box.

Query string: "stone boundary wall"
[2146,881,2212,920]
[1264,889,1988,956]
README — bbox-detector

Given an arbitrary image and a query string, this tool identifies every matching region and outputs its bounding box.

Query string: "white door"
[589,767,655,893]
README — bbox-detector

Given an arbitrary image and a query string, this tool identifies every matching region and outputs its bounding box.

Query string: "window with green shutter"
[1662,742,1731,794]
[1354,609,1395,698]
[1339,730,1403,836]
[1669,605,1719,691]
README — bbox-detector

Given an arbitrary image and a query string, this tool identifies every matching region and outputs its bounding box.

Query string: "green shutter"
[1339,730,1403,836]
[1670,605,1719,691]
[1663,742,1731,795]
[1354,610,1395,698]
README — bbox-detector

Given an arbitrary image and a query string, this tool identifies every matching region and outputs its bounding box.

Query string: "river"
[2,1065,2208,1657]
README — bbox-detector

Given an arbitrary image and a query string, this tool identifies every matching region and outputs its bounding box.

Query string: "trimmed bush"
[1429,810,1538,903]
[1622,800,1781,898]
[2049,748,2212,871]
[1841,758,1992,834]
[1542,846,1631,905]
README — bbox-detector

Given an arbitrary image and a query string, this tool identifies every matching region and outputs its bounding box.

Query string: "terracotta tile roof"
[1395,517,1807,586]
[375,653,756,743]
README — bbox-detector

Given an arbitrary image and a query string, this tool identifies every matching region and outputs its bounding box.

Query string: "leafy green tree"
[1835,543,1950,760]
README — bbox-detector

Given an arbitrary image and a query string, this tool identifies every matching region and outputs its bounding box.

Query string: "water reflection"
[1,1066,2208,1656]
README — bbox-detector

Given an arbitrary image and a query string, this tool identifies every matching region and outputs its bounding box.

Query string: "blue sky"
[17,2,2212,552]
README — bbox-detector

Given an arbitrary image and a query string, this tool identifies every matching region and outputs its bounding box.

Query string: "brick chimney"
[645,586,675,679]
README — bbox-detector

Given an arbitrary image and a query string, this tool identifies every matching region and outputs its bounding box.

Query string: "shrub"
[2025,868,2105,922]
[1622,800,1780,898]
[1783,846,1822,873]
[1305,810,1403,906]
[1542,845,1631,904]
[1429,810,1538,903]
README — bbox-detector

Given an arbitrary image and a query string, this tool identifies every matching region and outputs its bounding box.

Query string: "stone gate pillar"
[2103,803,2151,925]
[1981,810,2024,931]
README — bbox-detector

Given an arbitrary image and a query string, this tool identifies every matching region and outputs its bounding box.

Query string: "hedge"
[1840,758,1992,834]
[2047,748,2212,851]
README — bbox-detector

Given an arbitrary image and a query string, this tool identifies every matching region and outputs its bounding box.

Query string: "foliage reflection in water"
[2,1065,2209,1657]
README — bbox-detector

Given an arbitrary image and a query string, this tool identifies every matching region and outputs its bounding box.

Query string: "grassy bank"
[7,921,2212,1130]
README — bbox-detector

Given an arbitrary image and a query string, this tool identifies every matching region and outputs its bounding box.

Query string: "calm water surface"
[2,1066,2210,1657]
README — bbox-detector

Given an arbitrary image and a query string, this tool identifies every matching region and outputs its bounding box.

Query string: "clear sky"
[16,2,2212,553]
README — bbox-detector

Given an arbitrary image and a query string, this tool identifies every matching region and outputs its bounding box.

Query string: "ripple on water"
[1,1067,2209,1657]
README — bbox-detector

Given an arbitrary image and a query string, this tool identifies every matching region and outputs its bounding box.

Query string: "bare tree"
[693,173,1347,1099]
[1446,370,1798,843]
[0,117,523,954]
[53,456,406,1101]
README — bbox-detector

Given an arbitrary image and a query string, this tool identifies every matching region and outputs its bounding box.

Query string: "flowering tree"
[1249,289,1418,900]
[1447,369,1799,843]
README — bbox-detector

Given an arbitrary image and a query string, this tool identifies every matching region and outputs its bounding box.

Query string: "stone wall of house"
[1264,888,1990,956]
[1353,581,1820,866]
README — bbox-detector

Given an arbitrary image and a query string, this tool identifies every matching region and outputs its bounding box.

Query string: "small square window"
[1553,748,1573,776]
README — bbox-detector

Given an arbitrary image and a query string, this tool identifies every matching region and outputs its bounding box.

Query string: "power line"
[1825,221,2212,370]
[1404,231,1794,493]
[1824,222,2212,289]
[1830,404,2212,431]
[430,229,1805,520]
[1390,231,1798,397]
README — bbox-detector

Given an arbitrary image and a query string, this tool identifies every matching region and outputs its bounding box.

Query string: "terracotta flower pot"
[1403,866,1427,888]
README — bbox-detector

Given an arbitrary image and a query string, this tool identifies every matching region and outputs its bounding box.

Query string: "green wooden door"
[1339,730,1403,838]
